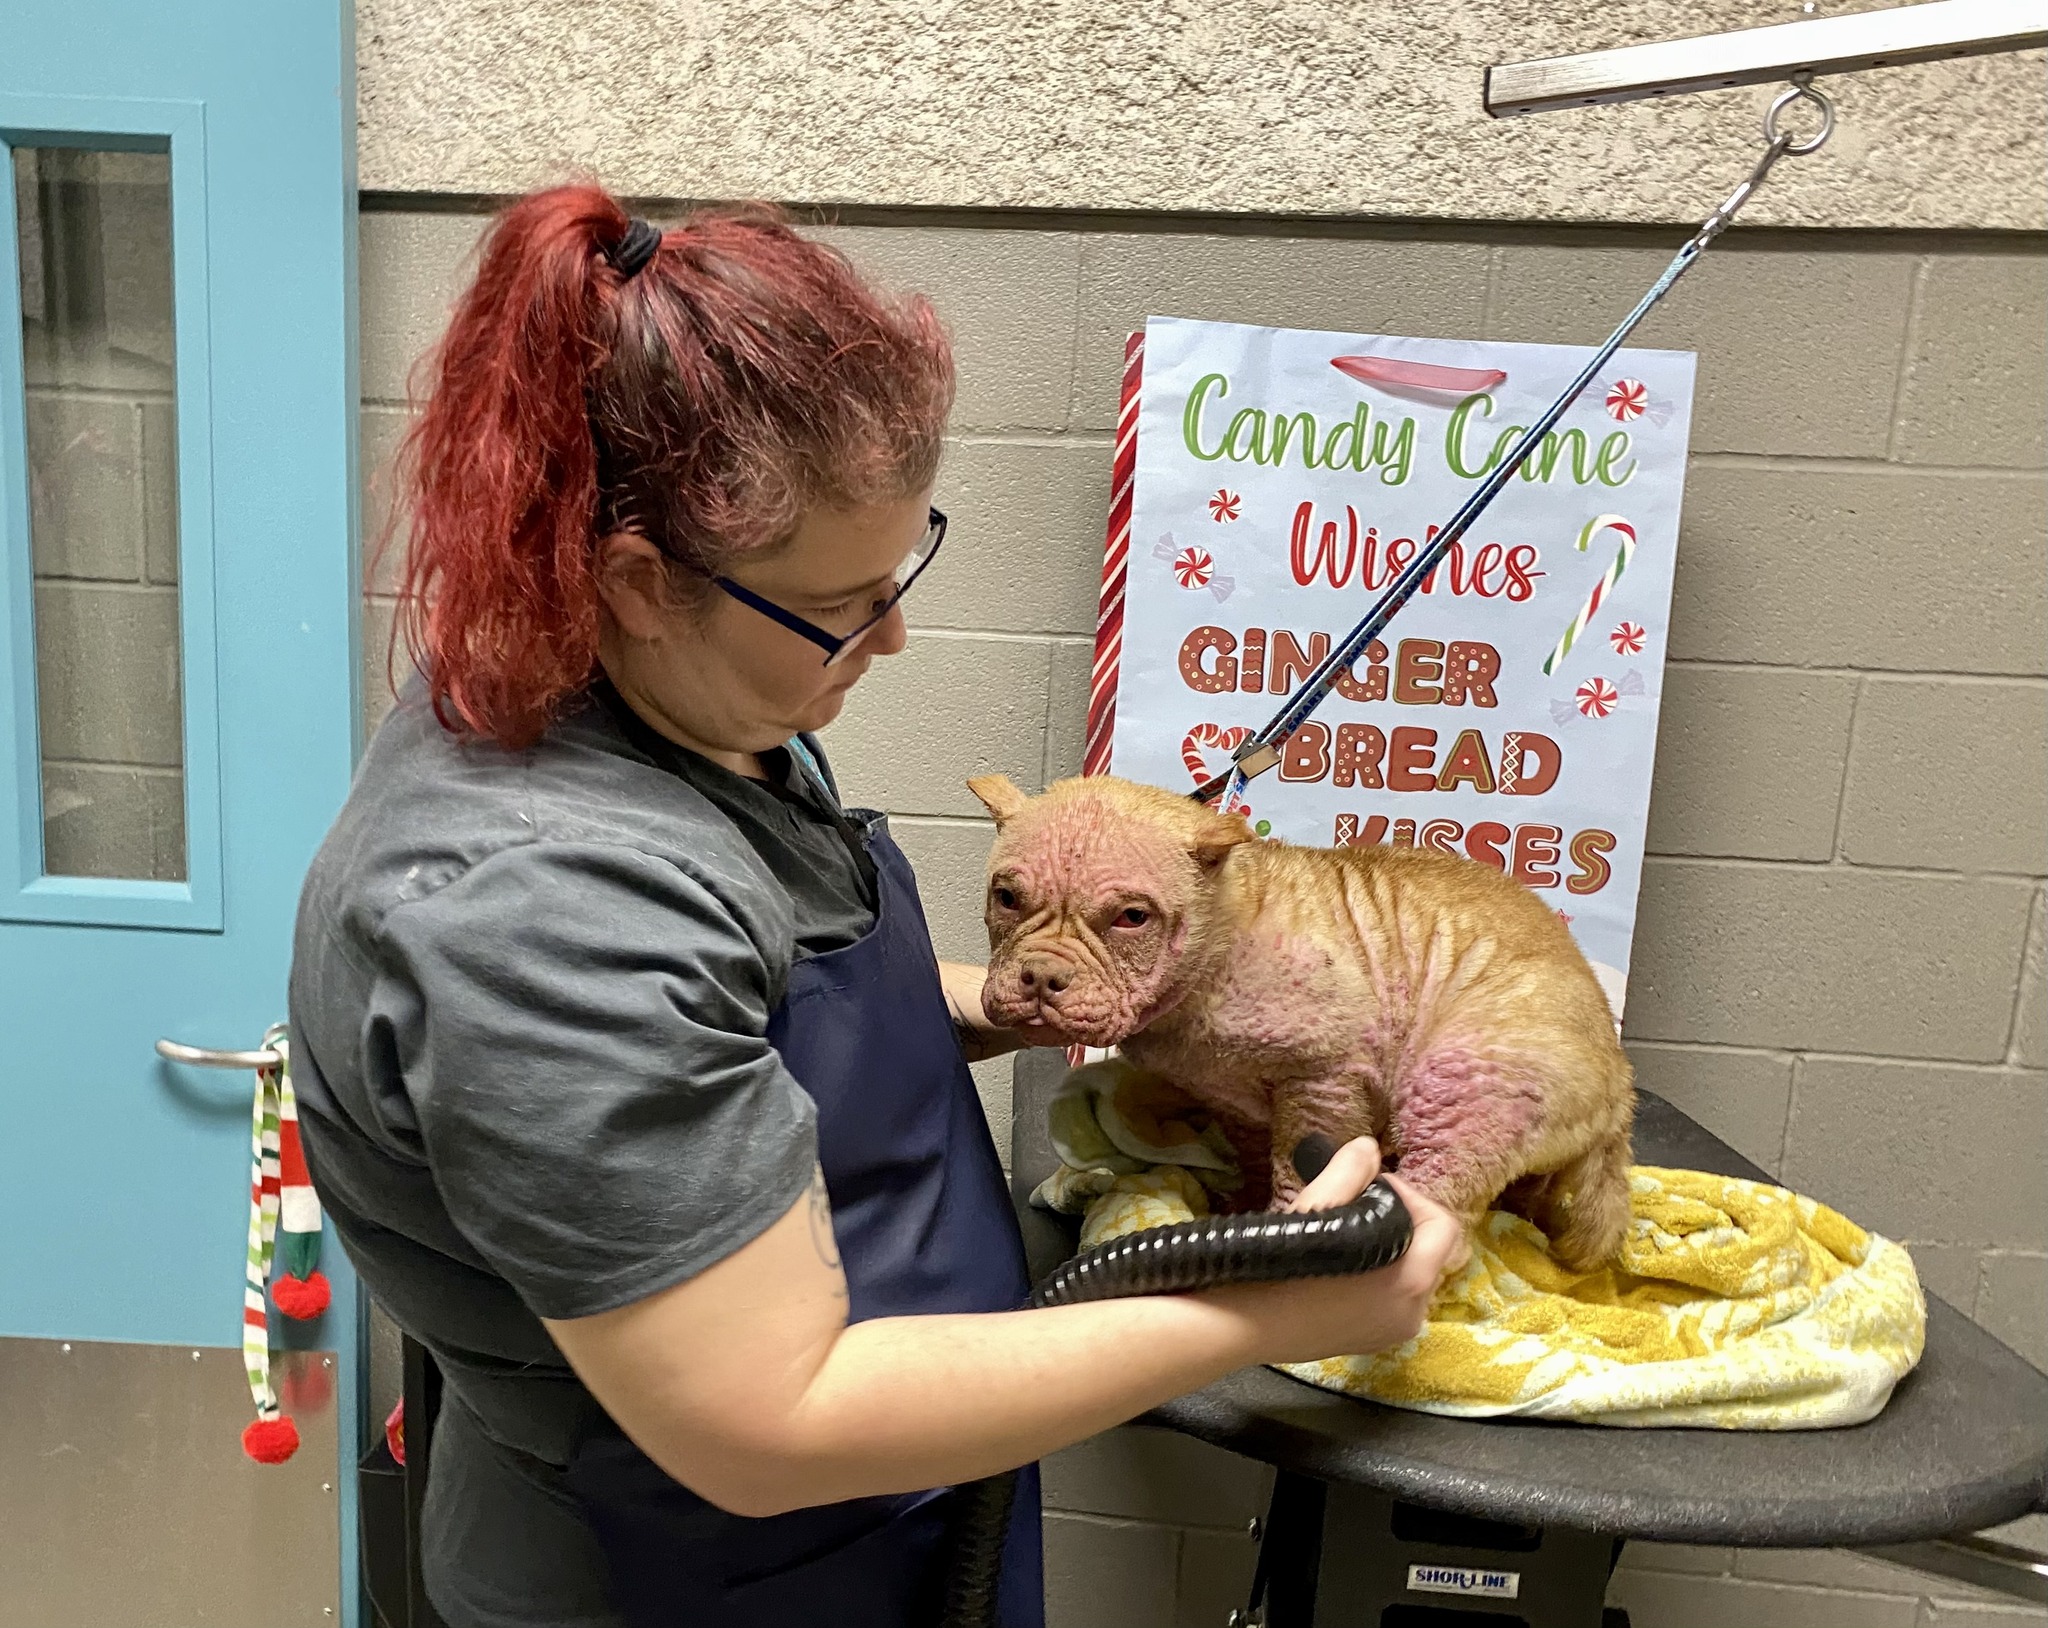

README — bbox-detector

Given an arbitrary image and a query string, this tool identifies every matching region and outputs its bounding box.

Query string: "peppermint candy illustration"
[1208,488,1241,522]
[1576,676,1621,718]
[1610,621,1647,655]
[1550,669,1644,727]
[1605,379,1648,422]
[1182,723,1250,789]
[1152,533,1235,602]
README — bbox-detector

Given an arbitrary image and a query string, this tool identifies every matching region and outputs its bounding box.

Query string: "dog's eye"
[992,885,1019,911]
[1114,906,1150,928]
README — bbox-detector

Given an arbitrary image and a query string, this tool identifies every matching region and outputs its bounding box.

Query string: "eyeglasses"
[713,508,947,669]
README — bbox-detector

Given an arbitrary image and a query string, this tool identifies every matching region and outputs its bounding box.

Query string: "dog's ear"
[1189,809,1254,871]
[967,774,1030,827]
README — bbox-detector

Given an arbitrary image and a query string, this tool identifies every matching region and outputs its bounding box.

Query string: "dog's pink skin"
[976,775,1634,1262]
[980,799,1193,1047]
[1383,1046,1546,1209]
[1131,933,1542,1214]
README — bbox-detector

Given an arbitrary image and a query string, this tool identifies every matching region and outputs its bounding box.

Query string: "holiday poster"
[1107,316,1697,1017]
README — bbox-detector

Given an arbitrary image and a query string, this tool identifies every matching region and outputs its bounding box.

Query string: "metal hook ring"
[1764,78,1835,156]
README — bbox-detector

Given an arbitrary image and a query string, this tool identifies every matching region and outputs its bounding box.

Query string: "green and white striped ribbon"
[242,1026,292,1421]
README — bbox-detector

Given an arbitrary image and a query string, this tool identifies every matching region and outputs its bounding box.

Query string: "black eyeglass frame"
[712,509,947,668]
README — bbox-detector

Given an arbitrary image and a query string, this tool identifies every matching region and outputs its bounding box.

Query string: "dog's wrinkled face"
[969,773,1250,1048]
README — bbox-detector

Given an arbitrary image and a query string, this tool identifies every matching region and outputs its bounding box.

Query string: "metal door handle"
[155,1038,283,1069]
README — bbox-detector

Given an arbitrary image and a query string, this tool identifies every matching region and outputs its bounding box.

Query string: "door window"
[15,144,185,881]
[2,107,221,931]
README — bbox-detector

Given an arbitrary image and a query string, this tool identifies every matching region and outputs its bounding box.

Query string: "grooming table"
[1009,1051,2048,1625]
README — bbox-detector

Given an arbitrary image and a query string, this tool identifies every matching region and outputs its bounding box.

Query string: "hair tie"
[604,217,664,281]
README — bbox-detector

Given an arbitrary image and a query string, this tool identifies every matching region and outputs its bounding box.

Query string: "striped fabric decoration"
[1081,330,1145,778]
[277,1088,322,1283]
[239,1025,328,1463]
[242,1037,288,1442]
[1071,333,1147,1071]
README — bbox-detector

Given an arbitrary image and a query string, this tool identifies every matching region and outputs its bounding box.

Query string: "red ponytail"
[379,184,953,749]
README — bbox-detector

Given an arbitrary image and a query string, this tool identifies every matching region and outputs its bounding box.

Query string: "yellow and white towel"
[1035,1060,1925,1430]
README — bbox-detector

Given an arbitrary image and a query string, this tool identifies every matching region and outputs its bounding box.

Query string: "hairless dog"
[972,772,1635,1271]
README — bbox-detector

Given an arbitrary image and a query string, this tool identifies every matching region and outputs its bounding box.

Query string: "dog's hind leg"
[1384,1045,1547,1238]
[1527,1131,1634,1272]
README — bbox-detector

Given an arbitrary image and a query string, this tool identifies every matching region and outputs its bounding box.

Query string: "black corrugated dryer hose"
[936,1136,1414,1627]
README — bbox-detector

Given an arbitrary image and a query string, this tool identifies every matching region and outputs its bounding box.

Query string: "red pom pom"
[242,1414,300,1464]
[272,1270,331,1319]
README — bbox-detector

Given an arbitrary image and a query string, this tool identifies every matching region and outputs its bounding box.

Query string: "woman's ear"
[593,531,678,641]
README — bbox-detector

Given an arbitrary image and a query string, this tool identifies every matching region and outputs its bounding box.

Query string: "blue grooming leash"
[1192,79,1835,812]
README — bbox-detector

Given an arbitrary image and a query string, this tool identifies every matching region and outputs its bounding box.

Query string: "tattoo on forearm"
[807,1166,844,1277]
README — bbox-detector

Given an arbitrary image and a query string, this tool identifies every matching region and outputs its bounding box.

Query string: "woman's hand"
[937,959,1043,1061]
[1202,1136,1470,1369]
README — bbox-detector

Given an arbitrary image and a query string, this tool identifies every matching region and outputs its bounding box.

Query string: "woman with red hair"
[288,185,1461,1628]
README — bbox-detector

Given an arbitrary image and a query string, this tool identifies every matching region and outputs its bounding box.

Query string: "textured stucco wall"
[356,0,2046,231]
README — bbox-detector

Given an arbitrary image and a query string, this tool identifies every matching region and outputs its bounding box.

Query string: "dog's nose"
[1019,959,1070,995]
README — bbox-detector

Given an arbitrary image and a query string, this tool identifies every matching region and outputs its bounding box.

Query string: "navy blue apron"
[566,784,1044,1628]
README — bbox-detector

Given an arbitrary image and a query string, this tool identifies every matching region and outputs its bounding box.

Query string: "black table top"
[1010,1052,2048,1545]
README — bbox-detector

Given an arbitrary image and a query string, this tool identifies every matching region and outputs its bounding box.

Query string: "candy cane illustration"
[1542,514,1637,677]
[1182,723,1251,788]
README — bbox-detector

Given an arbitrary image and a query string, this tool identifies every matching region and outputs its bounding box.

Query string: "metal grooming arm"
[1486,0,2045,117]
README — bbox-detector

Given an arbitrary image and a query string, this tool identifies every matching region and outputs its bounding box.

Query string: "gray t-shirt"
[288,681,880,1627]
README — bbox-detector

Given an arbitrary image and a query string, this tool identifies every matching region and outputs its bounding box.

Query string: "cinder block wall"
[359,209,2048,1628]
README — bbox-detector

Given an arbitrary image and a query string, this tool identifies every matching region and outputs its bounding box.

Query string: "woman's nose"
[843,597,909,663]
[859,601,910,660]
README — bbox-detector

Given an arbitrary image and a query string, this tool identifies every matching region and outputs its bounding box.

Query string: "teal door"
[0,3,362,1623]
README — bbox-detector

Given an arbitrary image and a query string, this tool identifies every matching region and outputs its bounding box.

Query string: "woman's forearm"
[549,1147,1453,1520]
[737,1295,1262,1513]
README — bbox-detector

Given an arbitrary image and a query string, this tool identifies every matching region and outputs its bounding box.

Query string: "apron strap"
[785,735,882,905]
[784,734,834,805]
